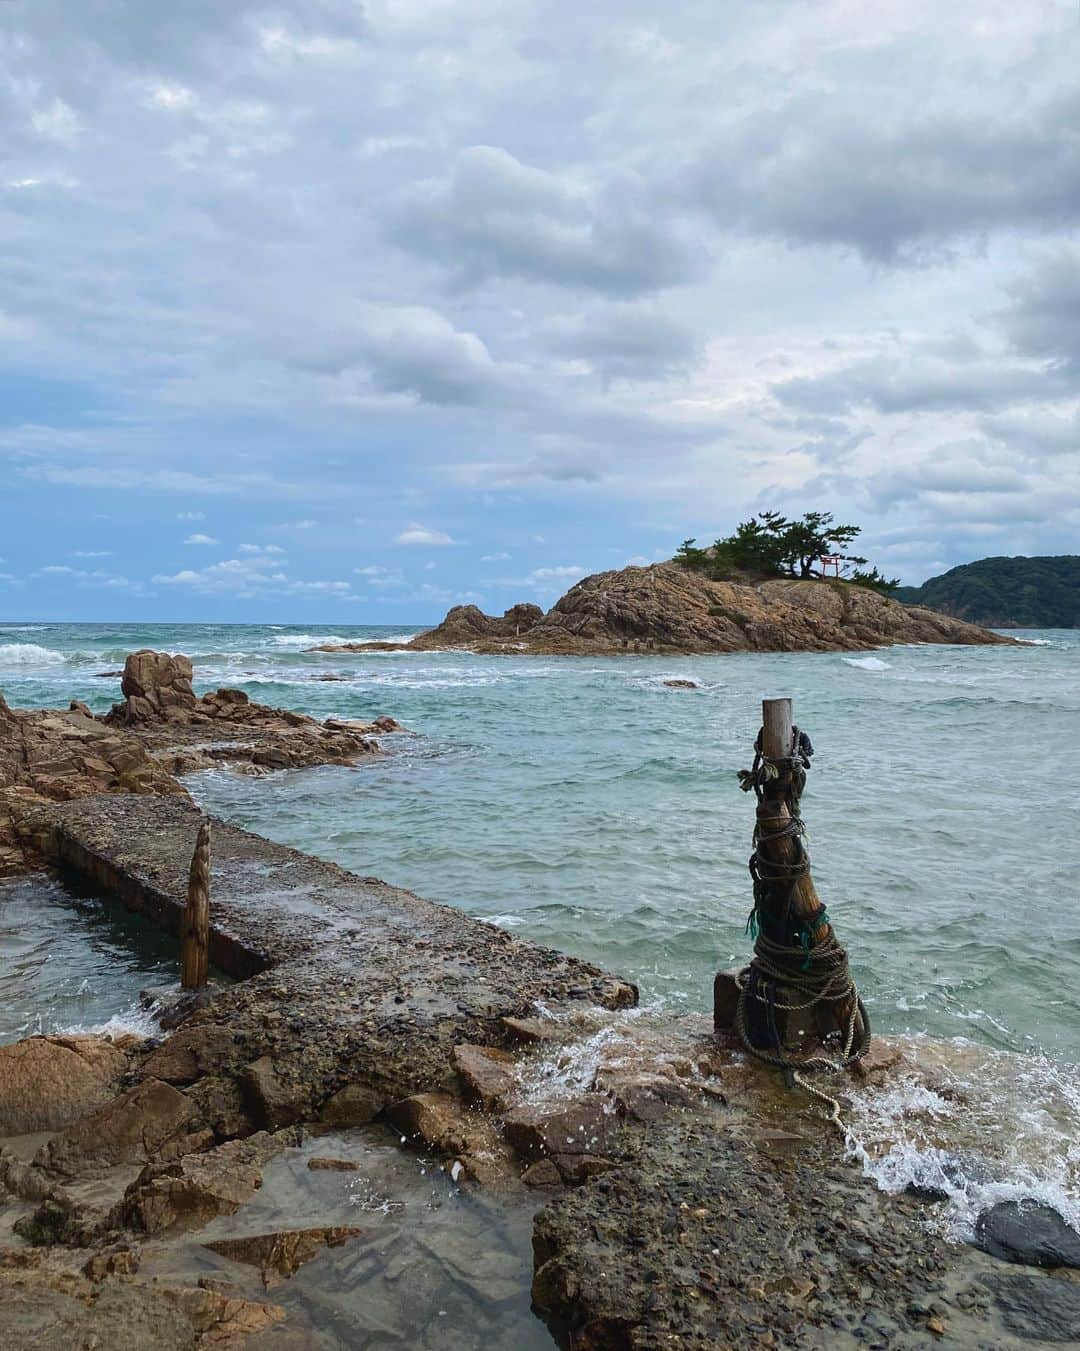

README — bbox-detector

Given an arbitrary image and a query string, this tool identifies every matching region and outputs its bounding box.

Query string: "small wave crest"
[843,655,892,671]
[0,641,66,668]
[845,1037,1080,1240]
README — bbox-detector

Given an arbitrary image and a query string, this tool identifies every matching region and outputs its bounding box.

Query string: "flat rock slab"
[22,795,636,1118]
[976,1201,1080,1269]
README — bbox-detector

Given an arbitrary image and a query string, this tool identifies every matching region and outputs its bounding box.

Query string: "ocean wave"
[266,633,351,649]
[843,655,892,671]
[846,1037,1080,1240]
[0,641,66,667]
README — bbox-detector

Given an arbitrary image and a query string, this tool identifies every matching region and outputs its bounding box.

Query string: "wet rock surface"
[21,794,637,1119]
[203,1225,363,1288]
[986,1272,1080,1342]
[312,563,1015,657]
[976,1200,1080,1269]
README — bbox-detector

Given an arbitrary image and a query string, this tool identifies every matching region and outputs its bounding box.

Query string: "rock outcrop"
[0,653,403,872]
[104,649,399,775]
[0,1035,136,1136]
[314,564,1017,656]
[0,694,188,874]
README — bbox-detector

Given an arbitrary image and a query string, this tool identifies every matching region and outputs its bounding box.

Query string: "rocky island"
[310,562,1015,657]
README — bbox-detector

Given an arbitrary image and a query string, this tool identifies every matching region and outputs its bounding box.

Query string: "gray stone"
[976,1201,1080,1269]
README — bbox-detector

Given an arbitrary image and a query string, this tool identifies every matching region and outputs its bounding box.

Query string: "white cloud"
[238,542,285,553]
[184,532,218,544]
[481,551,511,561]
[177,511,206,520]
[396,522,455,546]
[72,550,112,558]
[153,556,354,598]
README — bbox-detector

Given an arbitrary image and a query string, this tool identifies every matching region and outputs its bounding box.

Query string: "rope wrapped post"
[181,819,211,990]
[725,696,870,1126]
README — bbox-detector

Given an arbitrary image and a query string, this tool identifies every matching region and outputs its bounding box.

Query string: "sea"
[1,621,1078,1241]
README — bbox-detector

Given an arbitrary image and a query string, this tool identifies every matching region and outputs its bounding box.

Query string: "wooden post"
[181,820,211,990]
[752,697,855,1044]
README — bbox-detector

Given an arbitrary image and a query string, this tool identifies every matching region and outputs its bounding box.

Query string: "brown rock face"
[115,651,197,723]
[0,694,189,874]
[335,563,1016,656]
[102,650,389,775]
[203,1226,363,1288]
[36,1078,205,1177]
[452,1043,517,1112]
[0,1034,132,1135]
[113,1131,293,1235]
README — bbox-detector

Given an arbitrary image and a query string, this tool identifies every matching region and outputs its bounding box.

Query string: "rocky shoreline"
[0,650,401,876]
[1,657,1076,1349]
[310,563,1017,658]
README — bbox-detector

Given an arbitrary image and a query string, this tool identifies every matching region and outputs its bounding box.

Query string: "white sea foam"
[60,1000,165,1040]
[843,655,892,671]
[266,633,350,649]
[0,641,66,667]
[845,1037,1080,1240]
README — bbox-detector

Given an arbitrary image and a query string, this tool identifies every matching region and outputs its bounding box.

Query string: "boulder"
[36,1079,205,1176]
[452,1043,518,1111]
[976,1201,1080,1269]
[318,1083,384,1128]
[203,1226,363,1288]
[0,1034,131,1135]
[503,1097,621,1165]
[387,1092,516,1184]
[239,1056,312,1130]
[113,1131,293,1235]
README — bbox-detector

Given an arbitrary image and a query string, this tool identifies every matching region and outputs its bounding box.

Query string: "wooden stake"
[181,820,211,990]
[752,697,856,1042]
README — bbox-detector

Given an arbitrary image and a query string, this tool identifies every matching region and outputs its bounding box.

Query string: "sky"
[1,0,1079,623]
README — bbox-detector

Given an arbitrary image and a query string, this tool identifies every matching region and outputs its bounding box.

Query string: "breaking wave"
[0,641,66,667]
[843,655,892,671]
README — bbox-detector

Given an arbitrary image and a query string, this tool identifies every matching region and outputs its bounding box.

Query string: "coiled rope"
[734,726,870,1128]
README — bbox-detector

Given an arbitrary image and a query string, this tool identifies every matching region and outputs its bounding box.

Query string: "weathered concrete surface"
[19,794,636,1126]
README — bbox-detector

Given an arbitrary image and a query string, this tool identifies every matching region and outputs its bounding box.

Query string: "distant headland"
[896,555,1079,628]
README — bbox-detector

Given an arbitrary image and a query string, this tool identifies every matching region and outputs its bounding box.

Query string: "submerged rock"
[203,1225,363,1288]
[976,1201,1080,1269]
[113,1130,295,1235]
[988,1272,1080,1341]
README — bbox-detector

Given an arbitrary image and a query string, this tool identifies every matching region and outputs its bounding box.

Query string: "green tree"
[676,511,873,581]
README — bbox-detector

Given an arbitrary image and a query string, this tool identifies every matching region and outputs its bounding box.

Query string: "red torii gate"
[819,554,842,577]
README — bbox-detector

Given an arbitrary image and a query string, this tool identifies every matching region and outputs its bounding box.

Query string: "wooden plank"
[180,819,211,990]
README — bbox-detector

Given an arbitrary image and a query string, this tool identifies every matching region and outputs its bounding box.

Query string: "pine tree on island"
[676,511,900,595]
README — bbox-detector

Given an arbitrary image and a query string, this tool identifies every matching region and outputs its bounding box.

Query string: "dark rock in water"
[662,678,698,689]
[976,1201,1080,1269]
[904,1151,995,1203]
[95,670,124,677]
[988,1272,1080,1341]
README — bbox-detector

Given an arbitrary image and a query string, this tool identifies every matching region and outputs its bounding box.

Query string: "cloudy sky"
[1,0,1078,622]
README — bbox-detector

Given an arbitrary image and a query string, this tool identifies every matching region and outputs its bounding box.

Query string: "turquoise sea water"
[2,621,1079,1227]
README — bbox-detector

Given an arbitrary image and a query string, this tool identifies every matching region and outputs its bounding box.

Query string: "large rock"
[113,1131,293,1235]
[452,1043,517,1112]
[0,1034,132,1135]
[976,1201,1080,1269]
[330,563,1016,656]
[0,695,189,873]
[387,1091,516,1184]
[36,1079,206,1176]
